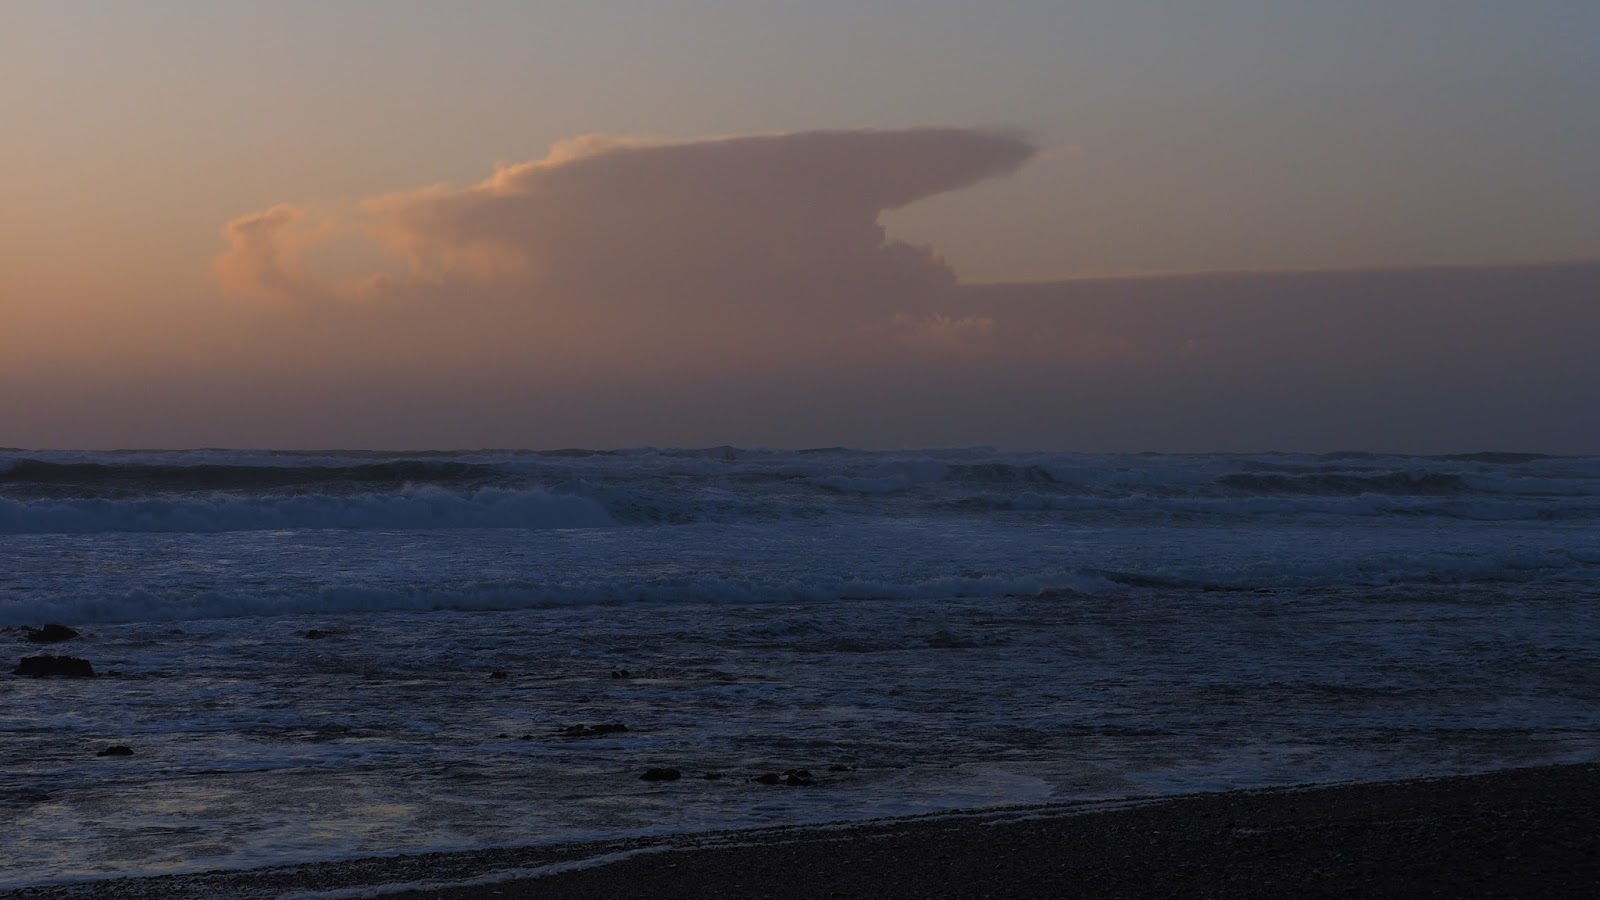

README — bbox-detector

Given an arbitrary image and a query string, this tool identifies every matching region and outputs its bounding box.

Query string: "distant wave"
[945,463,1060,483]
[0,487,613,534]
[1428,451,1557,464]
[0,570,1120,625]
[5,448,1599,532]
[1216,472,1470,496]
[6,537,1596,624]
[0,459,506,496]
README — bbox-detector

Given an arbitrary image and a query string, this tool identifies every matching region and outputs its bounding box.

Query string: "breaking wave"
[4,447,1599,532]
[1216,472,1470,496]
[0,488,613,534]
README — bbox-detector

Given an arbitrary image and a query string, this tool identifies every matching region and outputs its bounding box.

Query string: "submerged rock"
[926,630,979,649]
[96,745,134,757]
[13,655,96,678]
[302,629,340,640]
[560,723,629,738]
[753,768,818,786]
[26,624,81,644]
[640,767,681,782]
[488,670,510,680]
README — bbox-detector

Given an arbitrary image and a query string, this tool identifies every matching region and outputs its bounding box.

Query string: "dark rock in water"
[610,669,632,679]
[488,670,510,680]
[640,767,681,782]
[302,629,338,640]
[97,745,134,757]
[519,734,534,741]
[828,764,857,772]
[560,722,629,738]
[754,769,816,786]
[13,655,96,678]
[926,630,978,649]
[27,624,81,644]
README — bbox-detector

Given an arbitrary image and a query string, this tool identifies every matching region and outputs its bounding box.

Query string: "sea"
[2,447,1598,887]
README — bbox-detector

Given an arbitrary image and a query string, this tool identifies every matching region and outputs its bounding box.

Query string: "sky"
[2,1,1598,452]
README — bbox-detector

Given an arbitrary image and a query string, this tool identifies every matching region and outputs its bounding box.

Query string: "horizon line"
[960,256,1600,288]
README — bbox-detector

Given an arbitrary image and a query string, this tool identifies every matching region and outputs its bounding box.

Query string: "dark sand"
[5,764,1596,899]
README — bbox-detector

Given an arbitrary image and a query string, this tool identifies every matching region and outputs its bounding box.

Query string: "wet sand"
[5,763,1596,899]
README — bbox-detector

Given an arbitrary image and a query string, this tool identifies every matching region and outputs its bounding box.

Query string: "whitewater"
[2,447,1597,887]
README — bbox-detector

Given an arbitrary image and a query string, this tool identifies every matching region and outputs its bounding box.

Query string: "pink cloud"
[189,129,1600,453]
[218,128,1035,328]
[214,204,321,302]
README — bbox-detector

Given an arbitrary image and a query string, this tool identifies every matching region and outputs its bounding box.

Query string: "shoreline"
[4,762,1596,899]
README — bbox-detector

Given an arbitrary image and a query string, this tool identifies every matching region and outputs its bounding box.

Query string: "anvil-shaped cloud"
[219,128,1035,336]
[188,126,1600,453]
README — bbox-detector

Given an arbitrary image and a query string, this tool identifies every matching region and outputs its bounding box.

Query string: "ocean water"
[2,447,1597,887]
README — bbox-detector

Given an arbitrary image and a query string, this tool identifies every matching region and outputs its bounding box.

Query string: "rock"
[97,745,134,757]
[26,624,80,644]
[828,764,856,772]
[302,629,338,640]
[488,670,510,680]
[610,668,632,679]
[13,655,96,678]
[560,723,629,738]
[754,769,817,786]
[640,767,681,782]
